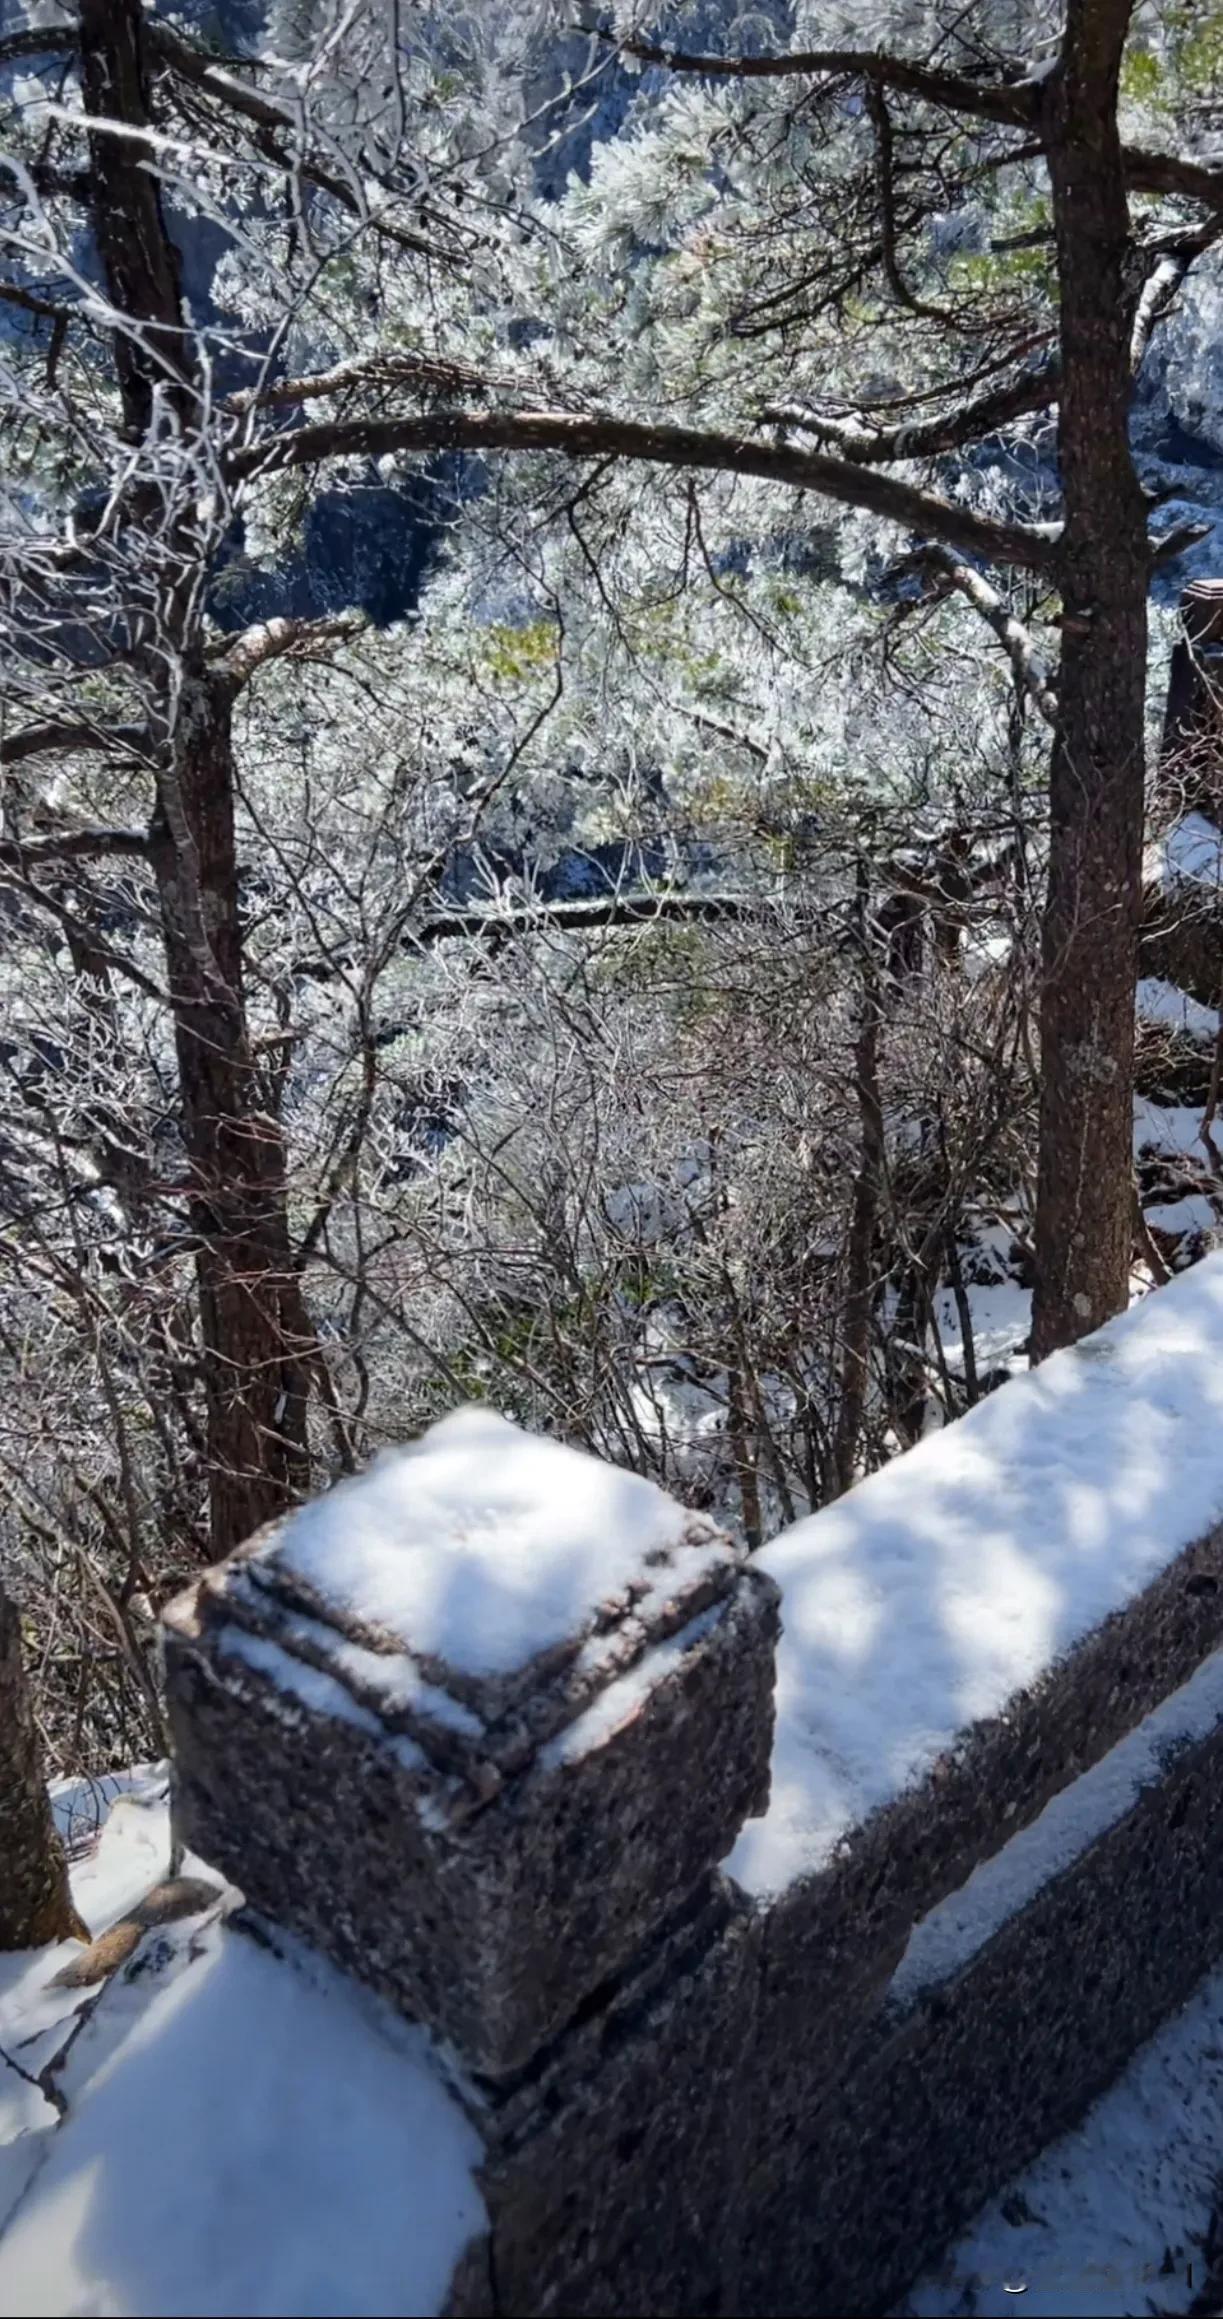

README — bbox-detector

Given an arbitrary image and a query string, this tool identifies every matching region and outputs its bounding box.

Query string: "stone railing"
[162,1253,1223,2316]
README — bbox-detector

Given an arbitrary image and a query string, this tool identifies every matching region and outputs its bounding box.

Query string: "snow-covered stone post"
[161,1408,780,2082]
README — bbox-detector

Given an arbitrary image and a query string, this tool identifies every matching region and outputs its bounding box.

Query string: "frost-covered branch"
[911,547,1058,727]
[147,23,458,265]
[0,827,150,868]
[1130,225,1223,373]
[217,614,369,695]
[0,722,148,769]
[621,30,1223,218]
[762,357,1059,464]
[233,407,1059,571]
[225,351,508,416]
[617,35,1039,127]
[3,13,468,268]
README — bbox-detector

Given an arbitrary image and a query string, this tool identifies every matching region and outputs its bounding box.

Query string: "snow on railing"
[162,1257,1223,2318]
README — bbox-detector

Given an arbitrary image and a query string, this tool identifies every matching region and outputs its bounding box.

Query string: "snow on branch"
[144,22,465,268]
[0,721,149,769]
[1,13,468,269]
[231,406,1060,572]
[762,357,1059,465]
[620,30,1223,218]
[0,826,150,868]
[224,351,519,420]
[910,546,1058,727]
[1130,224,1223,374]
[217,613,369,695]
[615,35,1039,128]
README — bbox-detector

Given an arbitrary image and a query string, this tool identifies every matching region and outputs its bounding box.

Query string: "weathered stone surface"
[473,1881,760,2318]
[157,1376,1223,2319]
[738,1688,1223,2316]
[735,1259,1223,1916]
[736,1504,1223,2187]
[163,1441,779,2079]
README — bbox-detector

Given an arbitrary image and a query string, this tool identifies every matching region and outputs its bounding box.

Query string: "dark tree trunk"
[1030,0,1150,1361]
[81,0,314,1553]
[78,0,196,440]
[149,665,312,1554]
[0,1580,79,1949]
[833,869,885,1494]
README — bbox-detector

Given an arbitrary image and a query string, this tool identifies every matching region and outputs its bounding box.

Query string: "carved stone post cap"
[163,1409,780,2077]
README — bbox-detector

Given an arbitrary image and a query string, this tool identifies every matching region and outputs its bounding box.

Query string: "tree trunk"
[149,664,312,1554]
[81,0,314,1555]
[79,0,197,441]
[833,868,885,1494]
[0,1580,79,1949]
[1030,0,1149,1361]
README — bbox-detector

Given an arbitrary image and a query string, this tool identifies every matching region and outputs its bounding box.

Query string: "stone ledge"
[739,1666,1223,2315]
[741,1514,1223,2188]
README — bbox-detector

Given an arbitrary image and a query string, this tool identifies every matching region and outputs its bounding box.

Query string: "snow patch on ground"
[1147,1194,1219,1238]
[1134,1095,1214,1160]
[271,1403,730,1677]
[931,1279,1031,1377]
[53,1767,172,1928]
[1158,812,1223,892]
[1137,976,1220,1042]
[905,1968,1223,2316]
[728,1254,1223,1899]
[0,1783,485,2317]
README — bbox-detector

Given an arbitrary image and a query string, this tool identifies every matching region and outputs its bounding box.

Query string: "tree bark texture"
[0,1581,78,1949]
[833,871,885,1495]
[149,667,312,1554]
[1030,0,1150,1361]
[81,0,314,1552]
[79,0,196,440]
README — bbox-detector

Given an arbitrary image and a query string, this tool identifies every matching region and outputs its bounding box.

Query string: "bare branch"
[231,405,1059,570]
[0,872,161,998]
[617,35,1039,127]
[866,80,952,320]
[763,359,1059,463]
[913,546,1058,725]
[1124,146,1223,208]
[0,722,149,770]
[217,613,369,694]
[0,828,150,869]
[416,888,754,949]
[293,889,759,985]
[0,28,72,68]
[1150,516,1213,565]
[0,282,76,325]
